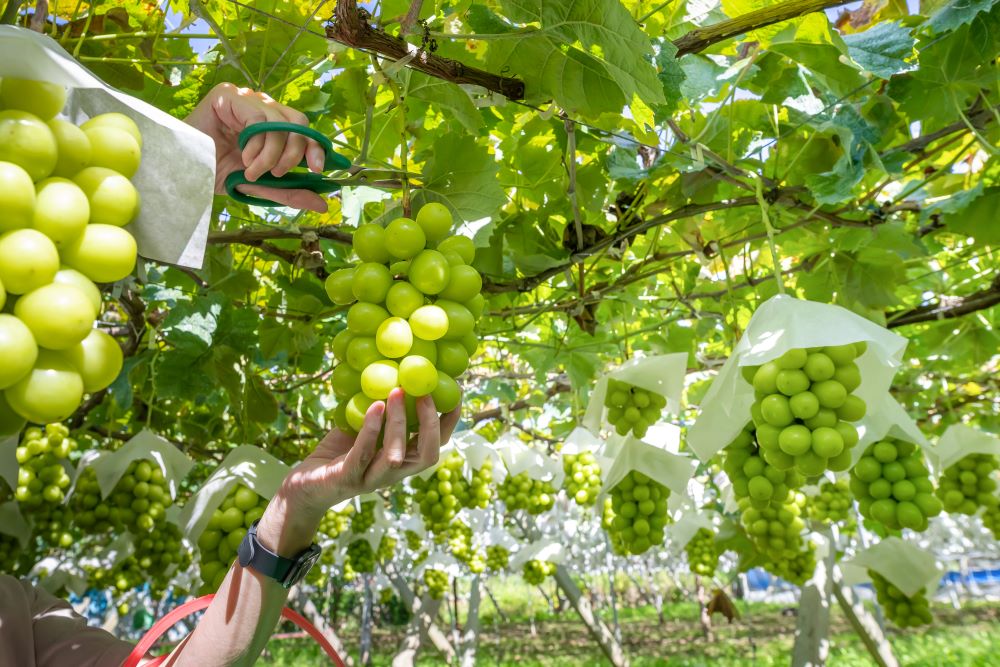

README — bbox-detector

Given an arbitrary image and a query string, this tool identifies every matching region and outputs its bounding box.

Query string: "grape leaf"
[843,22,915,79]
[927,0,998,34]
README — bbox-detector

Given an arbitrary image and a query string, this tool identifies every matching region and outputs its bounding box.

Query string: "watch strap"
[238,520,321,588]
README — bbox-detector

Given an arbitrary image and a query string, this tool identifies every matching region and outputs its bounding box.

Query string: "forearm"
[162,491,321,667]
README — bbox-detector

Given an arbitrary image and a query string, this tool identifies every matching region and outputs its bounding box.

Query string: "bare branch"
[886,275,1000,328]
[326,0,525,99]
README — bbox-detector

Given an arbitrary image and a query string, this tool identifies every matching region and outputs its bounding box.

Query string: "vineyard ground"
[257,599,1000,666]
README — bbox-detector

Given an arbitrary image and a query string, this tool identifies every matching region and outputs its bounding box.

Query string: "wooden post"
[360,575,374,667]
[389,571,456,661]
[460,575,482,667]
[791,552,832,667]
[297,591,356,667]
[392,595,444,667]
[553,564,630,667]
[831,571,899,667]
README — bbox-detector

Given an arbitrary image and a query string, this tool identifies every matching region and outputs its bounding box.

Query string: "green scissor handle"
[224,122,353,208]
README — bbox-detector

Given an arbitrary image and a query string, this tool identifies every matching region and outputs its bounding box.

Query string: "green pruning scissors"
[224,122,412,207]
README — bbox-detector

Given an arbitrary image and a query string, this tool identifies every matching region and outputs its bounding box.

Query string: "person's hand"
[184,82,329,212]
[256,389,460,556]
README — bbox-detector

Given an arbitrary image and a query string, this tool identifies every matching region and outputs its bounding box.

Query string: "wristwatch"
[237,520,322,589]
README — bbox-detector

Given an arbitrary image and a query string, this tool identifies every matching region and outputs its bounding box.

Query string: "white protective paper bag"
[688,295,908,462]
[668,509,716,550]
[78,430,195,500]
[932,425,1000,472]
[583,353,688,433]
[853,395,929,464]
[415,551,462,577]
[495,433,564,486]
[177,445,289,541]
[842,536,941,597]
[0,501,30,545]
[455,431,507,484]
[509,538,566,570]
[599,435,697,500]
[0,26,215,268]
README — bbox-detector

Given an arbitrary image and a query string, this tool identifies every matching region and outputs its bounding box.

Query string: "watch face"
[284,545,323,588]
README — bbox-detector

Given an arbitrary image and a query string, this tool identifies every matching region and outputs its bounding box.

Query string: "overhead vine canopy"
[21,0,995,450]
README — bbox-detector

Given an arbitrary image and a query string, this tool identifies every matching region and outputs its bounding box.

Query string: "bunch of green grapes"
[486,545,509,572]
[347,539,376,573]
[405,529,423,552]
[13,424,76,547]
[196,484,269,594]
[0,80,139,425]
[808,479,853,524]
[850,438,942,531]
[318,505,354,540]
[738,491,807,560]
[743,344,867,477]
[765,542,816,586]
[603,379,667,438]
[325,203,482,434]
[75,458,172,534]
[724,425,804,508]
[444,521,485,573]
[522,560,557,585]
[869,570,932,628]
[0,532,30,575]
[465,458,494,509]
[562,451,602,507]
[376,534,397,565]
[604,471,670,555]
[685,528,720,577]
[423,568,449,599]
[980,502,1000,539]
[411,453,468,532]
[935,454,999,516]
[133,523,192,596]
[498,472,556,515]
[350,500,377,534]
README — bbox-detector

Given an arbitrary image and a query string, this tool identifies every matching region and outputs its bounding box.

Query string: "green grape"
[486,545,510,572]
[324,268,356,305]
[602,378,667,438]
[431,372,462,413]
[415,202,452,244]
[376,534,397,565]
[498,471,555,515]
[361,359,399,400]
[466,457,494,508]
[409,304,449,341]
[851,438,942,531]
[347,538,375,573]
[724,425,804,507]
[444,520,485,573]
[353,223,390,263]
[423,567,449,599]
[562,451,602,506]
[807,479,854,525]
[74,457,173,534]
[197,484,269,594]
[351,500,377,534]
[765,542,816,586]
[386,281,423,318]
[604,470,670,555]
[384,217,426,260]
[738,491,808,566]
[746,345,865,477]
[438,265,483,303]
[399,355,438,396]
[436,340,470,377]
[13,424,77,549]
[132,523,192,597]
[436,236,475,264]
[318,505,354,540]
[411,453,468,533]
[408,250,451,295]
[869,570,933,628]
[522,559,557,585]
[685,528,720,577]
[935,453,999,516]
[375,316,414,359]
